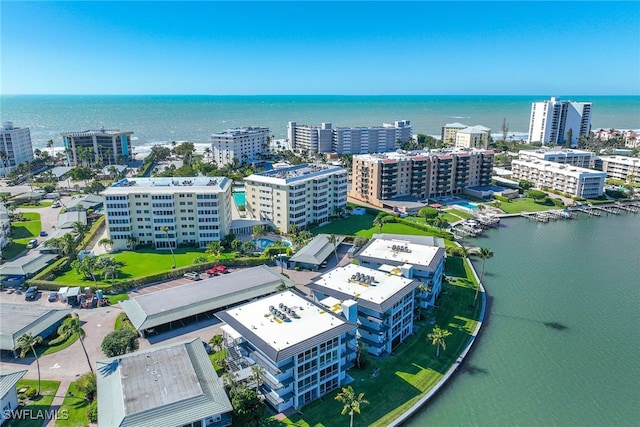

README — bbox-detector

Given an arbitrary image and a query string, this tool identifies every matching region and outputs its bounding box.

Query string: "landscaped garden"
[55,381,92,427]
[8,379,60,427]
[274,255,483,426]
[3,212,42,260]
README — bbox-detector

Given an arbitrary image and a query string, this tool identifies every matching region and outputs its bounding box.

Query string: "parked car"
[39,230,48,237]
[206,265,229,276]
[25,286,39,301]
[202,340,212,353]
[52,201,61,208]
[320,260,328,268]
[26,239,38,249]
[48,291,58,302]
[183,272,201,281]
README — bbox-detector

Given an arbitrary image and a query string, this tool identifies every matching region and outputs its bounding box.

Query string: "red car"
[205,265,228,276]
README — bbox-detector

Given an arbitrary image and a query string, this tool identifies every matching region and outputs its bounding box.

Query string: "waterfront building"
[355,234,446,308]
[97,339,233,427]
[210,126,270,166]
[349,149,494,209]
[243,163,348,233]
[60,127,133,166]
[215,290,358,412]
[0,122,34,176]
[623,130,638,148]
[511,158,606,198]
[455,125,491,149]
[308,263,418,356]
[102,177,232,251]
[441,122,468,146]
[0,204,10,251]
[518,148,597,169]
[527,97,592,147]
[0,370,27,425]
[287,120,412,154]
[596,155,640,184]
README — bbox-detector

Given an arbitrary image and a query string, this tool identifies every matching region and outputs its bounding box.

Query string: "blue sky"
[2,1,639,95]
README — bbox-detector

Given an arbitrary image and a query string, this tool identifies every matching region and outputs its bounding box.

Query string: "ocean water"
[1,95,639,155]
[406,213,640,427]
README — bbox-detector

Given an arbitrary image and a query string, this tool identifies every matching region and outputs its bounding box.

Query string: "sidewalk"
[42,378,71,427]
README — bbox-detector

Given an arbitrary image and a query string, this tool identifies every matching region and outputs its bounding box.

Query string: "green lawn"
[55,382,90,427]
[447,208,474,220]
[498,197,560,214]
[311,214,449,239]
[277,255,482,426]
[20,201,53,208]
[53,248,230,286]
[42,333,79,356]
[7,380,60,427]
[3,213,42,260]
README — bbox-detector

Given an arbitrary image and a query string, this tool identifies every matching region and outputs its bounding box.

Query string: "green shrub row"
[136,161,154,177]
[31,257,70,281]
[494,195,511,203]
[394,217,454,240]
[78,216,105,250]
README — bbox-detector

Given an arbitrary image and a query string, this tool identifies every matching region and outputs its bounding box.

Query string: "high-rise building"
[527,97,592,147]
[287,120,412,154]
[0,122,34,176]
[349,149,494,208]
[102,177,232,251]
[243,163,348,233]
[210,127,270,166]
[61,128,133,166]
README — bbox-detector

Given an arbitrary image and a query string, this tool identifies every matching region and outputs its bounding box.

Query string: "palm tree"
[46,139,55,157]
[72,221,90,240]
[60,314,93,373]
[249,364,265,391]
[475,247,494,302]
[160,226,176,268]
[205,241,222,265]
[16,333,43,395]
[98,237,114,253]
[0,149,8,177]
[373,215,386,233]
[251,225,265,241]
[335,385,369,427]
[126,235,138,250]
[416,283,430,318]
[327,234,339,264]
[209,334,225,363]
[427,325,452,358]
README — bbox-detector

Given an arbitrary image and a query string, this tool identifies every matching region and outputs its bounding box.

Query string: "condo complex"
[61,128,134,166]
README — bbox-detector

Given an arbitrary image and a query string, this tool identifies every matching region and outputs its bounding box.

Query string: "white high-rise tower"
[527,97,592,147]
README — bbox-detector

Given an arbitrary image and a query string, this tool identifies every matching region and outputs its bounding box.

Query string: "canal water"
[406,212,640,427]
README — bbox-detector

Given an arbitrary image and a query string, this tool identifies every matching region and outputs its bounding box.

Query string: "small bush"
[87,401,98,422]
[25,387,38,398]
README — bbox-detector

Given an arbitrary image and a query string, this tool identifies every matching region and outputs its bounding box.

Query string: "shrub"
[394,218,454,240]
[101,328,139,357]
[494,195,510,203]
[25,387,38,398]
[87,401,98,422]
[76,372,97,401]
[31,257,69,281]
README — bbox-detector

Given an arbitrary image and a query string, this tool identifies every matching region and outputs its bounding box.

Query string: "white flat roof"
[245,163,345,185]
[104,177,230,194]
[600,155,640,166]
[312,264,415,310]
[221,291,349,354]
[357,237,441,268]
[512,159,607,177]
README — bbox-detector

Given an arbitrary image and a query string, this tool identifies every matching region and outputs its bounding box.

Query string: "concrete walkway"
[42,378,71,427]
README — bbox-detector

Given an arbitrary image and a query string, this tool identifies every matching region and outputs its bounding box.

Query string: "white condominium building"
[215,290,357,412]
[0,122,34,176]
[455,125,491,149]
[244,164,348,233]
[287,120,412,154]
[527,97,592,147]
[597,156,640,184]
[210,127,270,166]
[61,128,134,166]
[0,205,10,250]
[511,159,606,198]
[349,149,494,208]
[103,177,232,251]
[518,148,596,169]
[309,263,418,356]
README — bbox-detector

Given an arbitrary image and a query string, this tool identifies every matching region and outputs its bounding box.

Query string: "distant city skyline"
[2,1,639,95]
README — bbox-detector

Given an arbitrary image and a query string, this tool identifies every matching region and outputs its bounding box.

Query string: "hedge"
[78,216,105,250]
[394,217,454,240]
[494,195,510,203]
[31,257,69,281]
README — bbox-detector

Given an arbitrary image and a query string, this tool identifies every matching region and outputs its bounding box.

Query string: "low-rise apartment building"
[454,125,491,149]
[244,164,348,233]
[0,122,34,176]
[210,126,270,166]
[441,122,468,146]
[355,234,446,308]
[103,177,232,251]
[518,148,596,169]
[287,120,412,154]
[511,159,606,198]
[349,149,494,208]
[215,291,357,412]
[596,156,640,184]
[309,263,419,356]
[61,127,133,166]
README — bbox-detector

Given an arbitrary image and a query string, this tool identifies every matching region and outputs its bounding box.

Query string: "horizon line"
[3,93,639,97]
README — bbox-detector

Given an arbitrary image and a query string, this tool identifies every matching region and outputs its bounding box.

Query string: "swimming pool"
[251,238,292,250]
[452,201,479,210]
[233,192,246,207]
